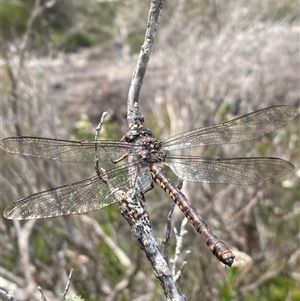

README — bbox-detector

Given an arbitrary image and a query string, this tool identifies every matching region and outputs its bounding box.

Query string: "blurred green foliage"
[1,0,148,53]
[2,0,298,54]
[219,267,239,301]
[1,2,31,38]
[246,276,299,301]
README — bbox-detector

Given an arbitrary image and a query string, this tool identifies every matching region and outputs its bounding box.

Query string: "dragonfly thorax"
[134,136,165,164]
[124,124,154,142]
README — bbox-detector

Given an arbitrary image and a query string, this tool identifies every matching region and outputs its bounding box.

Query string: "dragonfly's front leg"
[112,151,131,164]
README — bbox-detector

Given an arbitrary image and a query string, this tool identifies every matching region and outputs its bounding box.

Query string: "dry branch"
[127,0,164,126]
[122,1,186,299]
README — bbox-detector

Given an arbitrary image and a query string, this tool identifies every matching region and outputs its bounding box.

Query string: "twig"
[127,0,165,126]
[38,286,48,301]
[164,203,176,263]
[117,190,185,300]
[0,289,17,301]
[95,112,108,141]
[0,267,26,288]
[122,0,185,299]
[3,0,58,136]
[16,0,58,78]
[94,111,108,172]
[97,162,184,301]
[62,269,74,300]
[105,262,140,301]
[17,0,43,79]
[80,215,131,268]
[240,264,285,294]
[14,220,39,298]
[62,218,110,294]
[170,218,190,282]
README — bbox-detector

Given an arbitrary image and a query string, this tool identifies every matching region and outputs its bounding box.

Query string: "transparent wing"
[0,137,132,163]
[135,167,153,192]
[167,155,295,185]
[3,162,153,220]
[162,106,297,150]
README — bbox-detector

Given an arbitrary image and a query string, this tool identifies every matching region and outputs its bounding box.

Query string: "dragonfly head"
[123,125,154,142]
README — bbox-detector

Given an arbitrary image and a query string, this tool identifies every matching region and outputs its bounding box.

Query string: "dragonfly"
[1,105,296,267]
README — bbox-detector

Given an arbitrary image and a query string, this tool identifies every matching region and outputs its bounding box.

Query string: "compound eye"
[124,130,138,142]
[144,128,153,136]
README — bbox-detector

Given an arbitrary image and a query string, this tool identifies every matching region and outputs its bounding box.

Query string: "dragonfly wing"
[167,156,295,185]
[135,167,153,192]
[4,176,116,220]
[162,106,297,150]
[3,163,136,220]
[3,161,154,220]
[0,137,131,163]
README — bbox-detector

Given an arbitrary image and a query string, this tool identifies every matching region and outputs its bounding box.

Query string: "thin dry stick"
[0,289,17,301]
[105,263,140,301]
[116,187,185,300]
[122,0,185,300]
[14,220,40,299]
[164,203,176,263]
[62,269,74,300]
[3,0,58,136]
[127,0,164,125]
[240,264,285,294]
[80,215,131,268]
[38,286,48,301]
[171,218,190,282]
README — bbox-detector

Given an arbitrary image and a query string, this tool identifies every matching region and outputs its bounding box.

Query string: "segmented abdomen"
[150,163,235,267]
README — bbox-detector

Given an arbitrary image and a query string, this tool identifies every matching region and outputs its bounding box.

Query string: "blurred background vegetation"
[0,0,299,300]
